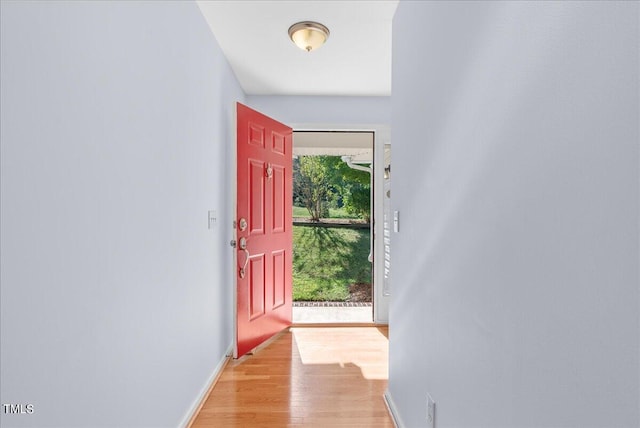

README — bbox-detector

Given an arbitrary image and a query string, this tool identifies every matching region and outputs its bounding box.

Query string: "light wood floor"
[191,327,393,428]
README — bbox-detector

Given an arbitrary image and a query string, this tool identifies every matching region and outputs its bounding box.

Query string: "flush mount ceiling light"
[288,21,330,52]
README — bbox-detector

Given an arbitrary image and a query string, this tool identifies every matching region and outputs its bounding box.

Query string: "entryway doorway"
[291,130,386,324]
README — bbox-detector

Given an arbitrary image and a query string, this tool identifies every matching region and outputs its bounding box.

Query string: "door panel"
[249,254,265,319]
[272,131,286,155]
[236,103,292,358]
[249,160,265,234]
[272,250,286,308]
[272,166,285,233]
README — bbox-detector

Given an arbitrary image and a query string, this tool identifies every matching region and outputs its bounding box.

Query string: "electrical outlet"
[426,394,435,428]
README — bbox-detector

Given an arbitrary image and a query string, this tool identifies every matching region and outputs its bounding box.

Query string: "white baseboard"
[384,389,405,428]
[180,343,233,428]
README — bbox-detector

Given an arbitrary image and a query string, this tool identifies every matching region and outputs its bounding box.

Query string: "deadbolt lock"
[238,218,247,232]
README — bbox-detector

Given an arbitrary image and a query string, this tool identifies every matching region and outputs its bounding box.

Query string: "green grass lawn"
[293,225,371,301]
[292,205,358,220]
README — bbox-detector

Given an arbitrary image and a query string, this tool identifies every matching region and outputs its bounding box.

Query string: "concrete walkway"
[292,305,373,323]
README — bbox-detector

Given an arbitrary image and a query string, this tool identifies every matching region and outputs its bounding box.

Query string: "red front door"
[235,103,292,358]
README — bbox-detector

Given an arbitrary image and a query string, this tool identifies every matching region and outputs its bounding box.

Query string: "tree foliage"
[293,156,371,222]
[294,156,332,221]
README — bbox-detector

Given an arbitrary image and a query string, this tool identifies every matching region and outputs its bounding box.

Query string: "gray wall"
[246,95,390,127]
[389,1,639,427]
[0,1,242,426]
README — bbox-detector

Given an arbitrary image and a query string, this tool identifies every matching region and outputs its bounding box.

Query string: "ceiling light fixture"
[288,21,330,52]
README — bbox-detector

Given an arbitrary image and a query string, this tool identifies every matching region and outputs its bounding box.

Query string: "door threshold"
[293,304,373,324]
[291,322,385,328]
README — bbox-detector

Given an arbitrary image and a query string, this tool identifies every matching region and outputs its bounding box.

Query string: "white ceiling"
[197,1,398,96]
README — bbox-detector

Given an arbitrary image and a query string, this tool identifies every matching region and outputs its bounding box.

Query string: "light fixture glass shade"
[288,21,330,52]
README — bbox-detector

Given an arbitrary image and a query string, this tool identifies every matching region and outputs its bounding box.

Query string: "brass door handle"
[238,237,249,278]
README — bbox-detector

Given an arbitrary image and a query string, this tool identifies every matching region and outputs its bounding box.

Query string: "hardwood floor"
[191,327,393,428]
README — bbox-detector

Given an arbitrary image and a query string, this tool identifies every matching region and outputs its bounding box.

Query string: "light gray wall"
[389,1,639,427]
[0,1,242,426]
[246,95,390,127]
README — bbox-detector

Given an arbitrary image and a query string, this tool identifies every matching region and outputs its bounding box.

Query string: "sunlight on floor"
[291,327,388,380]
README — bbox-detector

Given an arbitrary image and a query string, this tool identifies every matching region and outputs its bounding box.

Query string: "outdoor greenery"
[293,225,371,301]
[293,156,371,222]
[292,205,355,219]
[294,156,333,220]
[291,155,372,301]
